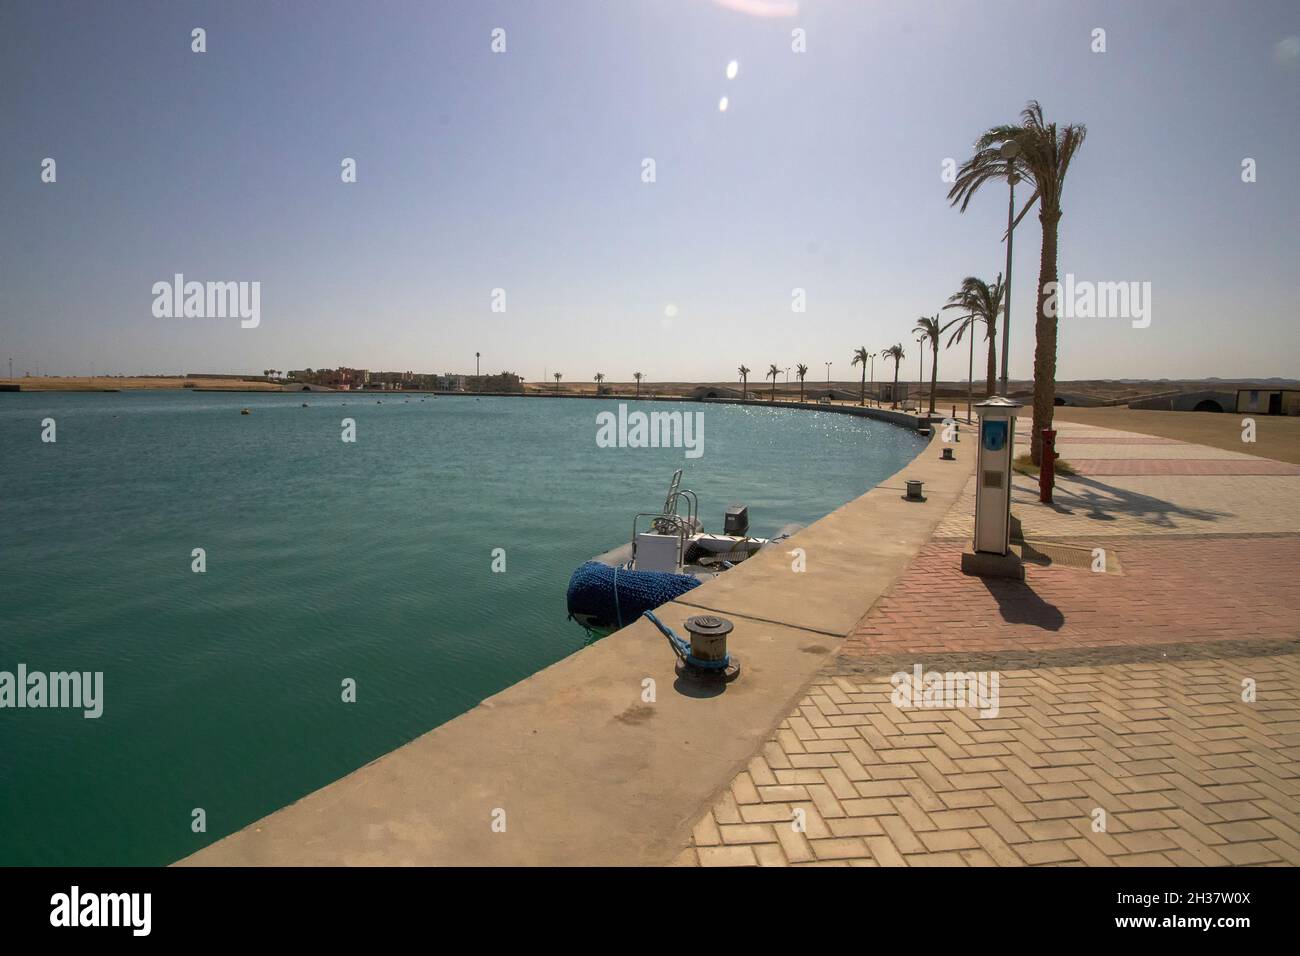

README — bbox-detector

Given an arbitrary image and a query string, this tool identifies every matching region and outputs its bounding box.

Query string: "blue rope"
[642,610,730,670]
[612,564,623,629]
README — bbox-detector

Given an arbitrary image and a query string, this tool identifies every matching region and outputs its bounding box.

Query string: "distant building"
[278,366,522,393]
[1237,388,1300,416]
[467,372,524,393]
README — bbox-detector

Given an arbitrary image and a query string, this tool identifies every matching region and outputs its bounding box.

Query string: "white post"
[973,397,1021,555]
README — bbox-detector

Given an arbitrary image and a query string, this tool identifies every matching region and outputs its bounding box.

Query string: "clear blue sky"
[2,0,1297,382]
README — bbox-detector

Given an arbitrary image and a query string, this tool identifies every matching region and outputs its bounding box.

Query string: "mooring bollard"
[642,611,741,683]
[684,615,732,664]
[904,479,926,501]
[941,447,954,460]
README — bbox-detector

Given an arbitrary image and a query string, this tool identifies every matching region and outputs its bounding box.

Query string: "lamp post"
[824,361,832,392]
[1000,139,1020,397]
[915,335,925,410]
[967,317,975,423]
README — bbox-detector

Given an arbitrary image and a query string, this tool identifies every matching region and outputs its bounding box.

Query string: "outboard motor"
[724,505,749,536]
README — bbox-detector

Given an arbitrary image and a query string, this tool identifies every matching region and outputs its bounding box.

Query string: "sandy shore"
[0,376,282,391]
[1054,405,1300,465]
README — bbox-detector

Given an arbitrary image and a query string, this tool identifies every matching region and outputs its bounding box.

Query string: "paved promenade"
[680,421,1300,866]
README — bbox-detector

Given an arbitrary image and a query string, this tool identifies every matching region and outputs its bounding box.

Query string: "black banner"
[0,866,1281,942]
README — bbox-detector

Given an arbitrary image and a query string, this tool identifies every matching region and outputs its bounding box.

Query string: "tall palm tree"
[594,372,604,394]
[766,364,779,402]
[553,371,562,394]
[634,371,643,397]
[851,347,873,406]
[949,100,1087,464]
[913,314,957,415]
[882,343,905,409]
[942,274,1004,399]
[796,363,809,403]
[737,365,750,400]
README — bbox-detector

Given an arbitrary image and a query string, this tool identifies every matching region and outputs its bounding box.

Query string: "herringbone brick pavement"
[679,642,1300,866]
[842,536,1300,657]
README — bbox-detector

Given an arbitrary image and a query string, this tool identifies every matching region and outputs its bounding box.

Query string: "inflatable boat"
[565,469,800,635]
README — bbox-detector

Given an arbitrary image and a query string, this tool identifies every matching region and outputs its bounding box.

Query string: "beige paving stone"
[697,845,758,867]
[719,824,780,845]
[811,837,869,860]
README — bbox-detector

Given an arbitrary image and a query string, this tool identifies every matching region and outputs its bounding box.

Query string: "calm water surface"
[0,391,924,864]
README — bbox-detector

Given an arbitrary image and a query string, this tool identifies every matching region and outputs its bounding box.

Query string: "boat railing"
[662,468,683,514]
[651,488,697,535]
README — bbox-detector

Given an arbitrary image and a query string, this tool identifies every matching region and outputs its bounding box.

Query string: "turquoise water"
[0,391,923,865]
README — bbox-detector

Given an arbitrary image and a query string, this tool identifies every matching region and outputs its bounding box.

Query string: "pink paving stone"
[1054,436,1186,445]
[1066,459,1300,476]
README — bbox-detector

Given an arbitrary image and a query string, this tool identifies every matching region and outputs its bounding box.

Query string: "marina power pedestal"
[972,396,1022,557]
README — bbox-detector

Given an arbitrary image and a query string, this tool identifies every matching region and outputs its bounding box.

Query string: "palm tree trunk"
[799,381,805,403]
[986,327,997,397]
[967,326,974,423]
[1030,211,1061,465]
[891,362,900,409]
[928,341,938,414]
[860,368,865,405]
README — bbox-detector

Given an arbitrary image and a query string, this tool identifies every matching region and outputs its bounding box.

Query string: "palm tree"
[850,347,873,406]
[594,372,604,395]
[634,371,643,397]
[796,363,808,403]
[914,314,957,415]
[882,344,905,409]
[553,371,562,394]
[767,364,779,402]
[949,100,1087,464]
[942,274,1004,399]
[738,365,750,400]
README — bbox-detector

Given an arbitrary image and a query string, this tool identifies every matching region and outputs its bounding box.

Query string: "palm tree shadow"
[979,576,1065,631]
[1020,474,1231,531]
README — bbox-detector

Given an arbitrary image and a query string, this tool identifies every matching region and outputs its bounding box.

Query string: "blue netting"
[566,561,701,631]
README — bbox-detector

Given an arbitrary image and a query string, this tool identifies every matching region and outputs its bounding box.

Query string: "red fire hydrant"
[1039,428,1057,503]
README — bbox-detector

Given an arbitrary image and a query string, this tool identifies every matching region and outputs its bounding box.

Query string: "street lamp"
[999,139,1020,397]
[824,361,832,394]
[915,335,926,410]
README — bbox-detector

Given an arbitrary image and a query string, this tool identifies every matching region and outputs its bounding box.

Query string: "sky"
[1,0,1298,383]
